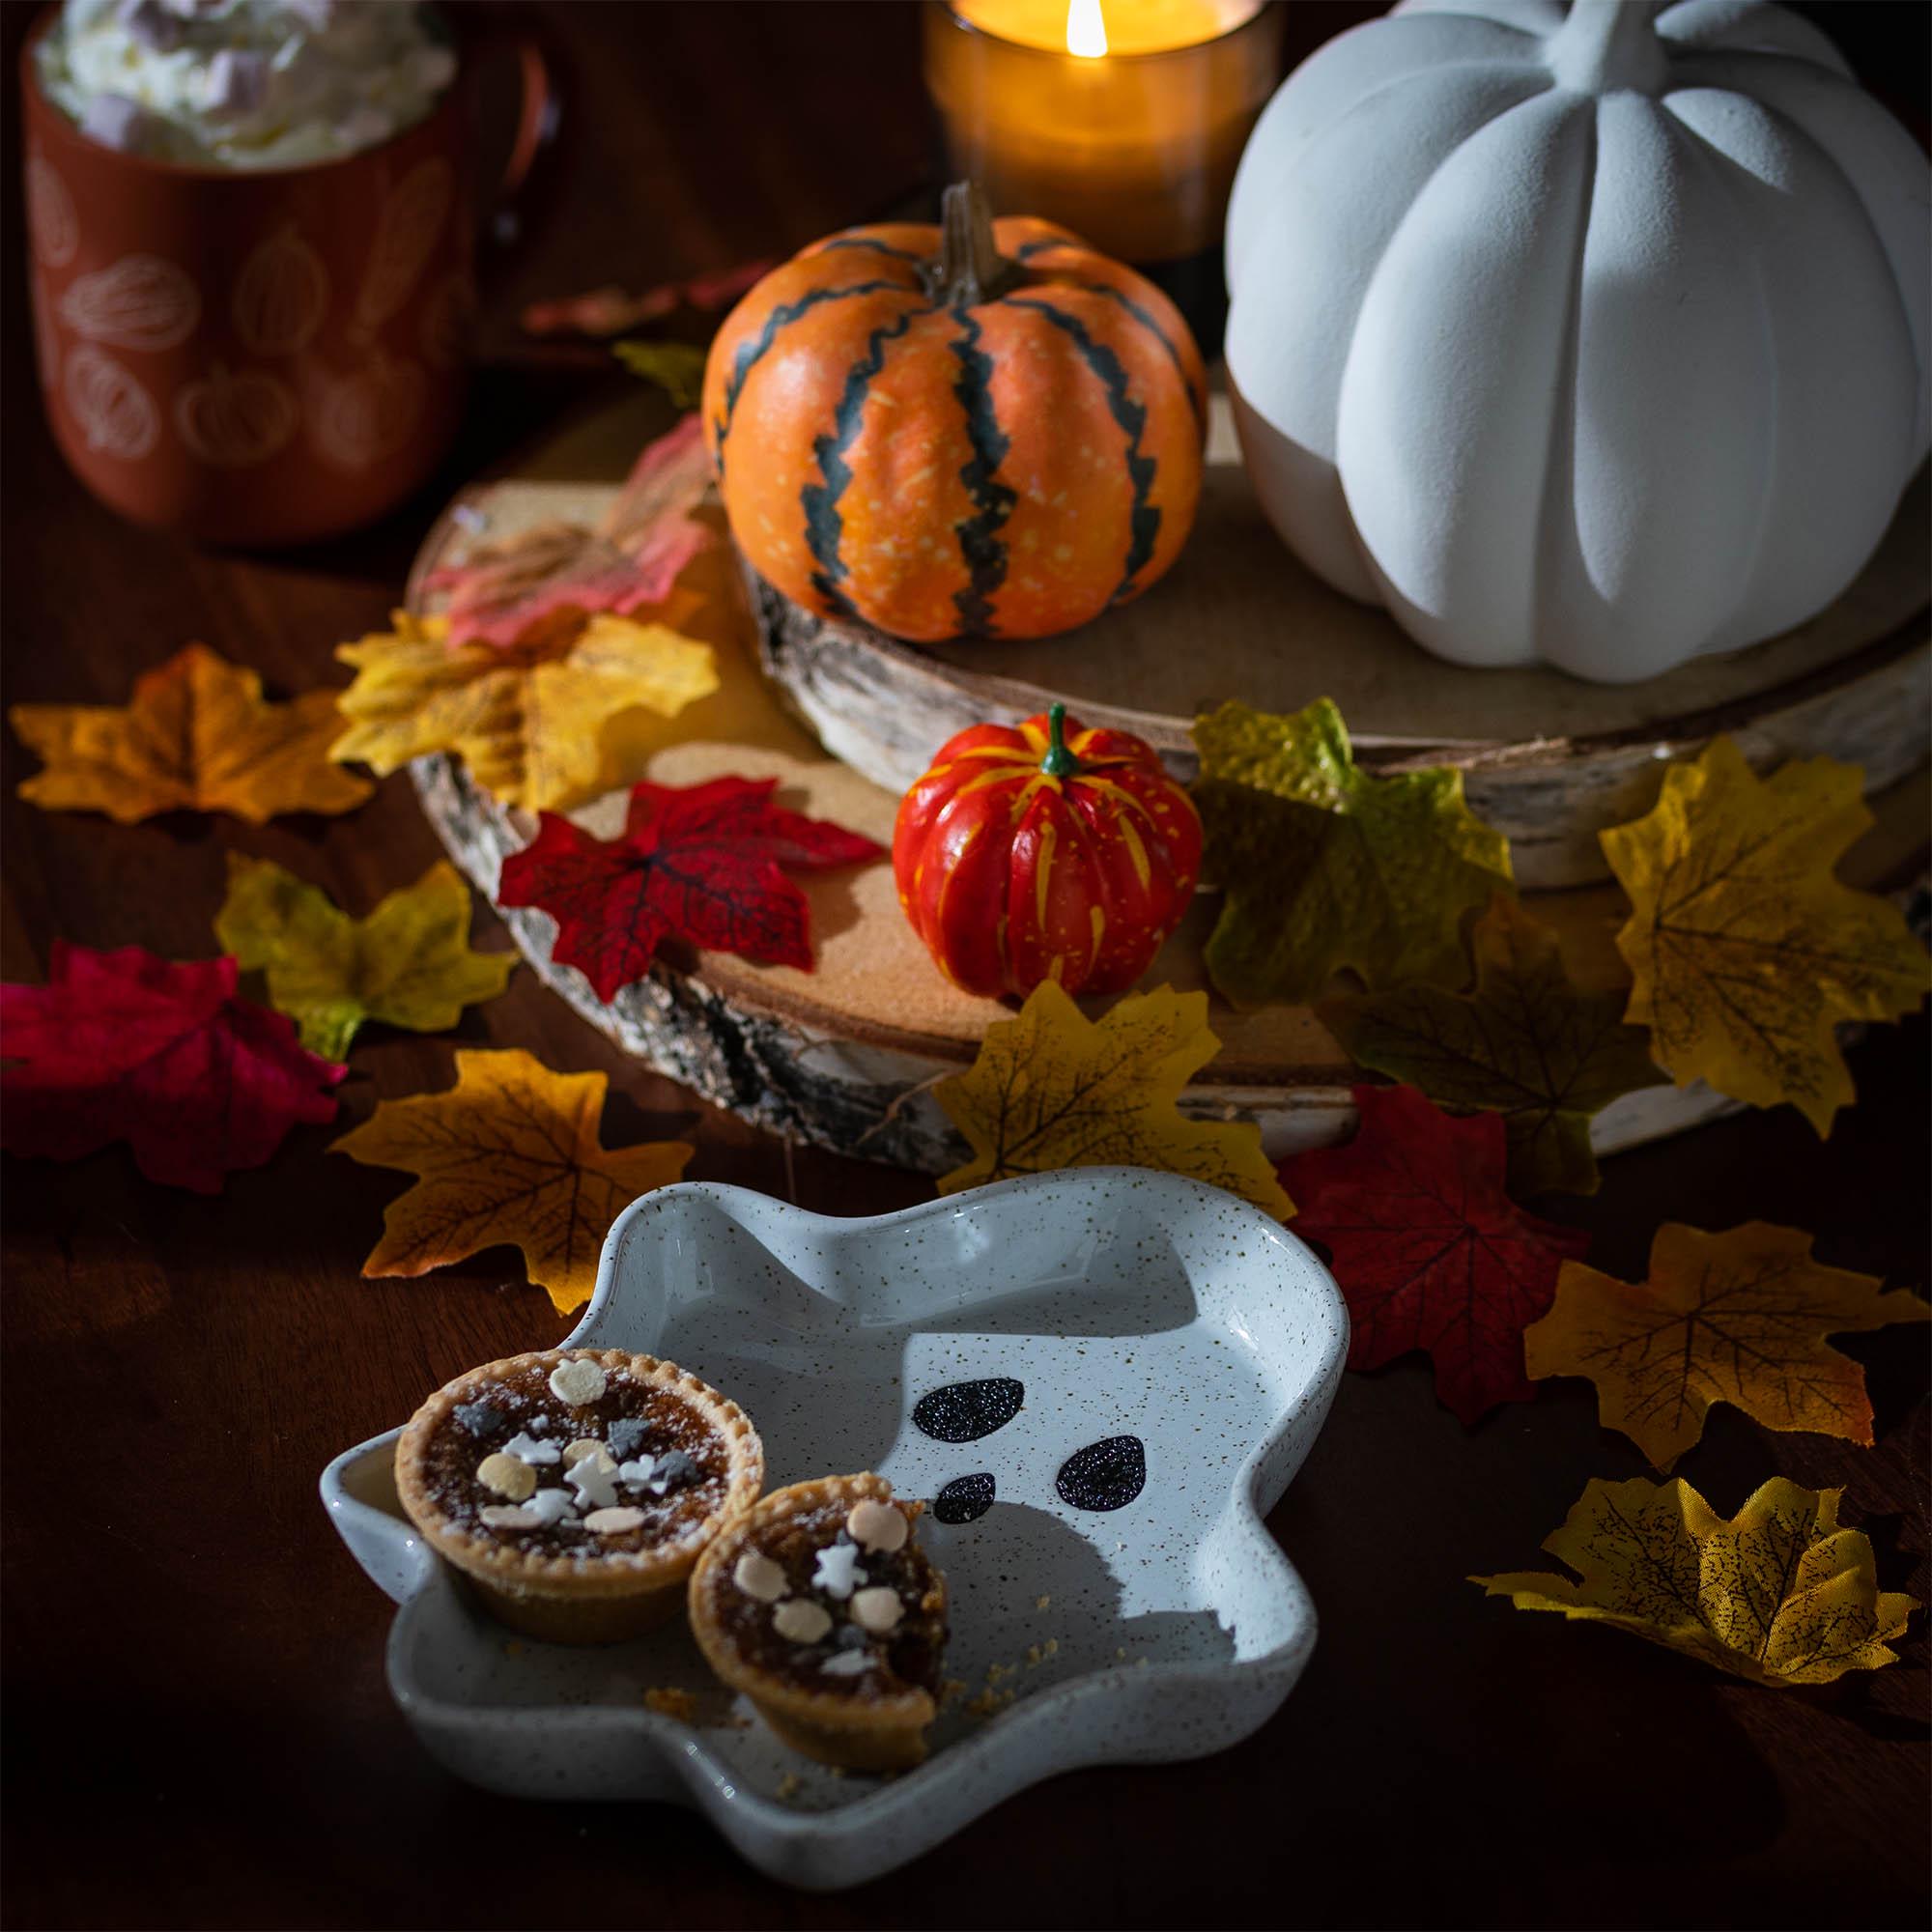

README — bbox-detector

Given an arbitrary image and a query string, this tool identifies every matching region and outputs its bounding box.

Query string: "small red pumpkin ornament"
[703,182,1207,644]
[895,703,1201,999]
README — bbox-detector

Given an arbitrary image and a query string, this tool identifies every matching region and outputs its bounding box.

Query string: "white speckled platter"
[321,1170,1347,1889]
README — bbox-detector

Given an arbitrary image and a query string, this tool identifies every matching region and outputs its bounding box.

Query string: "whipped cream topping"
[36,0,457,170]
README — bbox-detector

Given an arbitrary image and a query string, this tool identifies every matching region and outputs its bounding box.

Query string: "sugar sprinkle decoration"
[811,1541,866,1600]
[618,1456,659,1488]
[820,1649,871,1677]
[565,1455,620,1511]
[501,1431,561,1465]
[549,1359,609,1406]
[773,1599,834,1644]
[454,1401,509,1438]
[563,1438,613,1468]
[606,1417,649,1461]
[846,1498,908,1553]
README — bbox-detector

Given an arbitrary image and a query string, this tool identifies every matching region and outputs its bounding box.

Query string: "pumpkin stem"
[934,181,1018,308]
[1039,702,1081,779]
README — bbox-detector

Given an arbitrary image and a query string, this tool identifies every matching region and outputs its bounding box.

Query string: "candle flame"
[1065,0,1107,58]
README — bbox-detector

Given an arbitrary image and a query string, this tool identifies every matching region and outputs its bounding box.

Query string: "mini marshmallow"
[202,48,269,118]
[78,94,152,152]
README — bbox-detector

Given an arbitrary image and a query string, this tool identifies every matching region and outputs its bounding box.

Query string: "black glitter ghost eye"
[1056,1435,1146,1512]
[933,1472,996,1523]
[912,1378,1024,1443]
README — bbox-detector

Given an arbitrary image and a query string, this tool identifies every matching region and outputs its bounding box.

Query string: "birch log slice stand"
[409,389,1931,1176]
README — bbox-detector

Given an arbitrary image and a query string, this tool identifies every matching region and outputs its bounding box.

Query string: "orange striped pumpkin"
[894,703,1201,999]
[702,183,1207,644]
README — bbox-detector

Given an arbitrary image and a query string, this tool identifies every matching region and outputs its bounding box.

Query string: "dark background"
[3,4,1928,1927]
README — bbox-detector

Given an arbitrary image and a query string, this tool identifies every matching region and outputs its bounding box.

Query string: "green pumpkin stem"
[935,182,1018,307]
[1039,702,1081,779]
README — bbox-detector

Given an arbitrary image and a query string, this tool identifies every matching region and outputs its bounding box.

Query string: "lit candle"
[924,0,1283,336]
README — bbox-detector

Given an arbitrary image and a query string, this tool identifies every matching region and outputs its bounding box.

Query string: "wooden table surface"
[4,6,1927,1927]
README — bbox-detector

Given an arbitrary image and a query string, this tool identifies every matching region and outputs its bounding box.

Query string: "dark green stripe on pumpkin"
[949,307,1017,636]
[1064,282,1202,433]
[714,279,910,472]
[801,308,918,617]
[815,237,931,268]
[1008,298,1160,603]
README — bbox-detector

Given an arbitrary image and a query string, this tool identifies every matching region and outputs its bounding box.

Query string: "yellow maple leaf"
[1472,1474,1918,1686]
[1193,697,1513,1008]
[330,1048,693,1314]
[1524,1221,1928,1470]
[329,608,718,812]
[215,854,516,1062]
[11,642,373,824]
[1600,736,1931,1134]
[934,980,1293,1220]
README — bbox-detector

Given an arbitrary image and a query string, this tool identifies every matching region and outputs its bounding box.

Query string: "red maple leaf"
[427,414,717,649]
[1,944,345,1194]
[496,775,884,1001]
[1281,1084,1590,1424]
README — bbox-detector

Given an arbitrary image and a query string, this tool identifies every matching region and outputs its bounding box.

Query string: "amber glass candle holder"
[923,0,1285,350]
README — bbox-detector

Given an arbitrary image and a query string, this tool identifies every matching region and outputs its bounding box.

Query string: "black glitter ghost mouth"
[913,1378,1147,1516]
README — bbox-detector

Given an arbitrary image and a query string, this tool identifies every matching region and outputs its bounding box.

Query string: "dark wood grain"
[3,6,1927,1928]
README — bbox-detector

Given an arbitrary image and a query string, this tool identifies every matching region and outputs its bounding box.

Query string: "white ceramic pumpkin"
[1225,0,1931,682]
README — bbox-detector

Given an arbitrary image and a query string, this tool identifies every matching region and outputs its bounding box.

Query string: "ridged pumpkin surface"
[702,213,1207,643]
[894,706,1201,999]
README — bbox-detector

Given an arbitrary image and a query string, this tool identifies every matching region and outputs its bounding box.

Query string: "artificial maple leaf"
[1193,698,1512,1008]
[1600,735,1931,1135]
[933,980,1293,1220]
[1280,1084,1589,1423]
[0,943,343,1193]
[1472,1475,1918,1686]
[426,414,717,648]
[520,260,773,338]
[330,1047,693,1314]
[1320,895,1662,1195]
[11,643,373,824]
[329,609,718,813]
[214,855,516,1061]
[496,776,883,1001]
[614,340,709,410]
[1524,1221,1930,1470]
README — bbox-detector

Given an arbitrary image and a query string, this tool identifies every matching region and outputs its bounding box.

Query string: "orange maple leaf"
[330,1048,693,1314]
[1525,1221,1930,1469]
[11,643,373,824]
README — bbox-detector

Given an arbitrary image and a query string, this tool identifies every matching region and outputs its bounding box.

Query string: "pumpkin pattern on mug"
[26,153,77,269]
[308,352,426,469]
[65,345,159,460]
[58,254,202,353]
[353,157,454,341]
[174,362,299,468]
[232,225,330,357]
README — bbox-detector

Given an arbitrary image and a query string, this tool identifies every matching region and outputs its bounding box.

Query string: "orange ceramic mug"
[19,9,554,547]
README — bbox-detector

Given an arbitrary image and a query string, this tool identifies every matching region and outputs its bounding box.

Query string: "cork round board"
[407,388,1932,1176]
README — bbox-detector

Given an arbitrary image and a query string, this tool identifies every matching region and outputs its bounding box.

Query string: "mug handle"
[470,14,562,252]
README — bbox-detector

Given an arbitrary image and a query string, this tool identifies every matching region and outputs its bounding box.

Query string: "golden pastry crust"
[689,1473,948,1770]
[395,1348,762,1643]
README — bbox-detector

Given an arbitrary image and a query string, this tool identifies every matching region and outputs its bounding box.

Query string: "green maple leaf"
[1193,697,1513,1008]
[215,855,515,1061]
[1320,895,1663,1195]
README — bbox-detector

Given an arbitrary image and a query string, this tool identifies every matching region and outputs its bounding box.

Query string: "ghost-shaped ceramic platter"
[322,1168,1348,1889]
